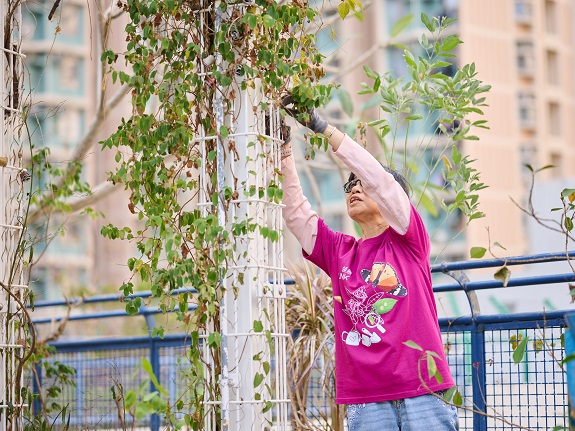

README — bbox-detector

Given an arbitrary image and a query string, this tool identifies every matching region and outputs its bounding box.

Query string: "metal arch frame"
[1,0,28,428]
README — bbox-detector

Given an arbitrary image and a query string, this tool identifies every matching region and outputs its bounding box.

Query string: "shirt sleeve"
[280,153,318,255]
[390,204,431,262]
[334,135,411,235]
[303,218,341,277]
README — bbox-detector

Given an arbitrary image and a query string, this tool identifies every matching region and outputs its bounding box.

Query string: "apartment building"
[22,0,575,314]
[23,0,135,301]
[284,0,575,314]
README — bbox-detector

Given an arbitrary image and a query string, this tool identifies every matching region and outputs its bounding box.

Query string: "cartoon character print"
[340,262,406,348]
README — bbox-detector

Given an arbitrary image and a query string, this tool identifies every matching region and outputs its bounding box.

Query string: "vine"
[100,0,333,427]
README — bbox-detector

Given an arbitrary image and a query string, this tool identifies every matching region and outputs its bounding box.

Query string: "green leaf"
[493,242,507,250]
[494,266,511,287]
[441,35,462,52]
[421,13,435,32]
[253,320,264,333]
[125,390,137,409]
[561,352,575,365]
[451,145,462,165]
[453,390,463,406]
[565,217,574,232]
[373,298,397,314]
[373,76,381,92]
[433,60,452,69]
[417,191,438,217]
[470,246,486,259]
[442,386,456,402]
[404,114,423,121]
[403,50,417,69]
[262,14,275,28]
[247,14,257,29]
[390,14,414,37]
[534,164,555,173]
[219,125,229,138]
[253,372,264,388]
[403,340,423,351]
[338,87,354,117]
[427,354,437,379]
[363,64,378,80]
[338,1,351,20]
[262,400,273,413]
[142,358,169,396]
[513,336,529,364]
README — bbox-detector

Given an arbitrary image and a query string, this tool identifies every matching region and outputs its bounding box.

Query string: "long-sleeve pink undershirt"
[280,134,411,255]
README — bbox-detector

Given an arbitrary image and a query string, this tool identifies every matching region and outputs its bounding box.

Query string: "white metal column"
[0,0,28,428]
[196,3,289,429]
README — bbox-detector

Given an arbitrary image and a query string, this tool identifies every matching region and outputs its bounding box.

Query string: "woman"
[280,100,459,430]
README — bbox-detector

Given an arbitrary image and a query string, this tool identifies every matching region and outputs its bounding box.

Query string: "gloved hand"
[264,112,291,146]
[280,115,291,147]
[281,95,328,134]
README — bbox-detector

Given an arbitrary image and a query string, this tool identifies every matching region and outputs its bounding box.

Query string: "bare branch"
[48,0,62,20]
[27,83,129,223]
[28,180,121,224]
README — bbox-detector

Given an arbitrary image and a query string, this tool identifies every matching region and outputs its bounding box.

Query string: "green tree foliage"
[359,14,490,225]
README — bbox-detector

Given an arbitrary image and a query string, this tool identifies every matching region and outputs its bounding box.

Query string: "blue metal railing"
[30,251,575,430]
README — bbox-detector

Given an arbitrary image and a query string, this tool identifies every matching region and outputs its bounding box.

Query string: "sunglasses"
[343,178,362,193]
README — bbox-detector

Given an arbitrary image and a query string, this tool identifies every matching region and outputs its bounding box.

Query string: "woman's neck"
[360,221,389,240]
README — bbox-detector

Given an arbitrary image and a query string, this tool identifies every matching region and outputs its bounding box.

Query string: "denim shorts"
[346,392,459,431]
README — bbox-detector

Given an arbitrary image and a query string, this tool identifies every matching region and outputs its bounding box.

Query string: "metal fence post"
[32,362,42,417]
[150,338,160,431]
[564,311,575,429]
[470,321,487,431]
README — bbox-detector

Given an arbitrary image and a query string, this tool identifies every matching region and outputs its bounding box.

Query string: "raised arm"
[327,128,411,234]
[281,95,411,234]
[279,142,318,255]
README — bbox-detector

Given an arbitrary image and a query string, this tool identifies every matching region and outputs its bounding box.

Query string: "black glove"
[264,112,291,146]
[280,116,291,147]
[281,95,328,134]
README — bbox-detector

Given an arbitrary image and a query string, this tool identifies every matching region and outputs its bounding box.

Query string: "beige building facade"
[311,0,575,262]
[23,0,575,306]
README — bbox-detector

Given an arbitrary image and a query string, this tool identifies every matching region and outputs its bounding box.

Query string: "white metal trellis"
[200,93,288,431]
[193,3,289,429]
[1,0,28,429]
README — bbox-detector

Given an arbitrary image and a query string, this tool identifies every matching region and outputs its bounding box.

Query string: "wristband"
[280,147,292,160]
[327,126,336,139]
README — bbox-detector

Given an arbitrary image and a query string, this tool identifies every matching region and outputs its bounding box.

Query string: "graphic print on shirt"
[340,262,406,348]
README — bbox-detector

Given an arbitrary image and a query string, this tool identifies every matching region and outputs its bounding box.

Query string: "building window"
[54,54,84,95]
[59,56,82,91]
[546,50,559,85]
[545,0,557,33]
[22,4,46,40]
[59,109,84,149]
[515,0,533,23]
[516,41,534,76]
[548,102,561,136]
[59,5,84,42]
[518,93,536,130]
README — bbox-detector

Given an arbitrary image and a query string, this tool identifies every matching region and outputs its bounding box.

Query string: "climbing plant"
[99,0,333,427]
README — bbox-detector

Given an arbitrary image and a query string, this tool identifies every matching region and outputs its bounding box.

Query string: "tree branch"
[28,180,121,223]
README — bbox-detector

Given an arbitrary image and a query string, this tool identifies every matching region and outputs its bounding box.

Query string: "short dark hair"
[348,164,411,197]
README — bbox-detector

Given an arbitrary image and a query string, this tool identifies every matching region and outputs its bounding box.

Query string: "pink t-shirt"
[304,210,454,404]
[281,134,454,404]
